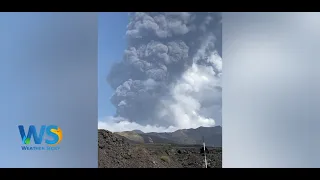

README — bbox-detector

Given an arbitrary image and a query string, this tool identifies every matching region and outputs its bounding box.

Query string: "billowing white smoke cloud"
[99,12,222,132]
[156,52,222,129]
[98,116,178,133]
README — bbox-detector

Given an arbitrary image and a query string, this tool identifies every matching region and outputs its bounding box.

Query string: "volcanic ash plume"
[101,12,222,132]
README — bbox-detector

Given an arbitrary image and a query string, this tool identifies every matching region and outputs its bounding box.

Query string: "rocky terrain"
[98,128,222,168]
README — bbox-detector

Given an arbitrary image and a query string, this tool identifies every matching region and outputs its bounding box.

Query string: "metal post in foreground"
[203,136,208,168]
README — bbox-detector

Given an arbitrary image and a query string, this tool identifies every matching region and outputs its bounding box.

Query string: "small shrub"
[160,155,170,162]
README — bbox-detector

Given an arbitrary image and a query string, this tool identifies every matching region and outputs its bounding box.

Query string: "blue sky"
[98,12,128,119]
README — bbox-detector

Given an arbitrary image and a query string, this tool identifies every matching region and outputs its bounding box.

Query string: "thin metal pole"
[203,136,208,168]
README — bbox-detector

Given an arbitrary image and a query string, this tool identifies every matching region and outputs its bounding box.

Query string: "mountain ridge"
[114,126,222,147]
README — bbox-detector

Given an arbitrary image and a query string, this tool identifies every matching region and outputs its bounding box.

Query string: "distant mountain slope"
[115,131,177,144]
[115,131,145,143]
[116,126,222,147]
[132,130,144,134]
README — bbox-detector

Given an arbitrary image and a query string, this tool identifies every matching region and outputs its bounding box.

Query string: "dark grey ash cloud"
[103,12,222,131]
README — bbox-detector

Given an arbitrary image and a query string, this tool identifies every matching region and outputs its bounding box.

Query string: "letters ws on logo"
[18,125,63,151]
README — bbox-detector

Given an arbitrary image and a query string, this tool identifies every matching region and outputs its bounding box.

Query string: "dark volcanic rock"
[99,129,168,168]
[200,146,209,154]
[98,129,222,168]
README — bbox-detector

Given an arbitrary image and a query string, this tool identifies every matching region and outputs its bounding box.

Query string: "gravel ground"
[98,129,222,168]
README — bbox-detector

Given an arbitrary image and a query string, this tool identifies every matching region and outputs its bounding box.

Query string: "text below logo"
[18,125,63,151]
